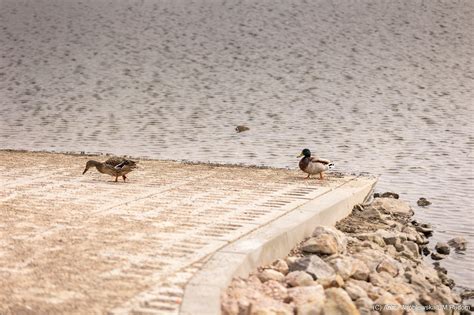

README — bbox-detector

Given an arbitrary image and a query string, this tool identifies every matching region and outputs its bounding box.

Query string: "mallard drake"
[297,148,334,179]
[82,157,138,182]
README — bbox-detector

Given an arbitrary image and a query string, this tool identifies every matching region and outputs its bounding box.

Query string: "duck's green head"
[297,148,311,158]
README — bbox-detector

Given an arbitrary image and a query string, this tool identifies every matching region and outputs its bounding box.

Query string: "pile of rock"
[221,196,468,315]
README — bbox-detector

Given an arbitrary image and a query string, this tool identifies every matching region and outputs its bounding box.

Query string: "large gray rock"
[323,288,359,315]
[285,271,314,287]
[344,281,369,301]
[347,279,386,301]
[369,271,393,289]
[415,234,429,245]
[355,232,386,248]
[301,234,339,255]
[290,255,335,280]
[346,279,374,292]
[384,219,404,232]
[257,269,285,283]
[311,226,347,254]
[359,240,382,250]
[375,229,407,246]
[400,248,420,263]
[414,223,433,236]
[351,258,371,281]
[403,241,420,258]
[358,207,384,220]
[385,245,397,257]
[328,256,355,280]
[371,198,414,216]
[287,284,325,304]
[376,258,399,277]
[354,249,395,272]
[401,226,420,242]
[394,242,405,252]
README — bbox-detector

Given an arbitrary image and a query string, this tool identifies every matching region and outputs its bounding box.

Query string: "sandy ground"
[0,150,352,314]
[0,0,472,289]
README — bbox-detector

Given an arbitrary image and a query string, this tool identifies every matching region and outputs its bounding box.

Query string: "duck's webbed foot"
[122,175,127,182]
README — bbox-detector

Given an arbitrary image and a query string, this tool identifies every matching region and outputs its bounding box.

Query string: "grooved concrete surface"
[1,151,356,315]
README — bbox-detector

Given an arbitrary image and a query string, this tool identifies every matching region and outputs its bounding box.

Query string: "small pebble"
[448,237,467,251]
[435,242,450,255]
[417,197,431,207]
[235,125,250,133]
[431,252,446,261]
[382,192,399,199]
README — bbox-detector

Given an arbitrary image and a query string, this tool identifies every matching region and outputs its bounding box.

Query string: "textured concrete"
[180,177,376,315]
[0,151,376,315]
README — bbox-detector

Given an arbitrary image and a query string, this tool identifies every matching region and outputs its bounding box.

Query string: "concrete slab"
[180,176,376,315]
[0,151,375,315]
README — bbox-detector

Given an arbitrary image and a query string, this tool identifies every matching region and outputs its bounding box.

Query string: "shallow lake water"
[1,0,472,289]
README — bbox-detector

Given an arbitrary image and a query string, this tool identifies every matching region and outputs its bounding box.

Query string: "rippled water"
[1,0,472,288]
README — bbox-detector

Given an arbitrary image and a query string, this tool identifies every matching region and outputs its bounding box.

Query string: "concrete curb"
[179,176,377,315]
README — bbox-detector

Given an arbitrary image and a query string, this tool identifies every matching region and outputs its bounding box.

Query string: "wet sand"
[0,0,473,288]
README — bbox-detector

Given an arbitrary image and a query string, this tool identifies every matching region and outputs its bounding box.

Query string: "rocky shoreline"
[221,195,470,315]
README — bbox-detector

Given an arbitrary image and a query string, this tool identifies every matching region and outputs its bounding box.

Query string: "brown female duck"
[82,157,138,182]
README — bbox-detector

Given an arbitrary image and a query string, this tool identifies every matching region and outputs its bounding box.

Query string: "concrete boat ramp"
[0,151,376,315]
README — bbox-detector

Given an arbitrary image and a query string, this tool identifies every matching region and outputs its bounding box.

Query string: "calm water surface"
[0,0,472,288]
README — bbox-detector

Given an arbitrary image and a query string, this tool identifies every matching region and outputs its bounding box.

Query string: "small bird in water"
[235,125,250,133]
[297,148,334,179]
[82,157,138,182]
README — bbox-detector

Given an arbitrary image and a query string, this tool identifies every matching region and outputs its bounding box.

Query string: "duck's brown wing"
[104,157,125,167]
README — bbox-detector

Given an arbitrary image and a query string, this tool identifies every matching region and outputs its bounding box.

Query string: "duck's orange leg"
[115,176,118,182]
[122,175,127,182]
[306,174,311,179]
[319,172,324,180]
